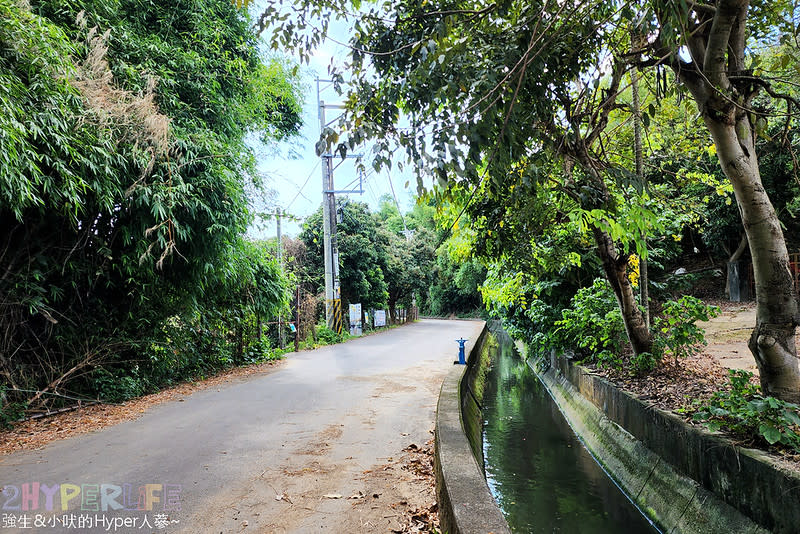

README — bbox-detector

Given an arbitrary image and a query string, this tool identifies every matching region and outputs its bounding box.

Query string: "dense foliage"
[0,0,302,416]
[297,195,478,321]
[260,0,800,400]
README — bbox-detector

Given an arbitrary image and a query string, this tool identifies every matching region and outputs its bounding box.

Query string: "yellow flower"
[628,254,640,287]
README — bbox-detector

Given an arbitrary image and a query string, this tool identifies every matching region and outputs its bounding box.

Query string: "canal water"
[481,331,660,533]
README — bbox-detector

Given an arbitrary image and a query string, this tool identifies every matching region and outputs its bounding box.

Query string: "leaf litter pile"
[353,438,439,533]
[593,352,729,414]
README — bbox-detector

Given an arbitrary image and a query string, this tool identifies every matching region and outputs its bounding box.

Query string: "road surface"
[0,319,484,533]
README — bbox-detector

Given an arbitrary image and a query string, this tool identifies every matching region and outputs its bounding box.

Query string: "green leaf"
[783,409,800,427]
[759,423,782,445]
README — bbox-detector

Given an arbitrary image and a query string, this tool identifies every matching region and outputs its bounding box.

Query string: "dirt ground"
[230,433,439,534]
[698,300,761,374]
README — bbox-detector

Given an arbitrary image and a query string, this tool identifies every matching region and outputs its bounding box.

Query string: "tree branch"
[702,0,745,91]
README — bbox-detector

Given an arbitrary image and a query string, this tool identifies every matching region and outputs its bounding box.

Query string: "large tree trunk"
[592,227,653,356]
[653,0,800,401]
[706,119,800,401]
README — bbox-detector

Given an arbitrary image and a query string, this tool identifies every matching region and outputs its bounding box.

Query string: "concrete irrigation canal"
[480,331,658,532]
[435,324,793,534]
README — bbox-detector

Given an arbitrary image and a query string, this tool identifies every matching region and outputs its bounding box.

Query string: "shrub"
[553,278,626,367]
[0,387,27,429]
[316,325,344,345]
[91,368,145,403]
[693,369,800,452]
[654,296,720,366]
[629,351,659,375]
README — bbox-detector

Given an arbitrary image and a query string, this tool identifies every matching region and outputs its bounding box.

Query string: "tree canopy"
[0,0,302,411]
[260,0,800,399]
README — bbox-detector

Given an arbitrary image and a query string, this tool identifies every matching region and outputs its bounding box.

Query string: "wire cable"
[286,160,321,210]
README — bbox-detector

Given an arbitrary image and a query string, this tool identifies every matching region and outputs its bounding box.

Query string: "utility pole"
[319,97,341,335]
[294,286,300,352]
[317,79,363,335]
[277,209,284,348]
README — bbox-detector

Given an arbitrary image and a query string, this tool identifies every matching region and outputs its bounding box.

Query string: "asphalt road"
[0,319,484,533]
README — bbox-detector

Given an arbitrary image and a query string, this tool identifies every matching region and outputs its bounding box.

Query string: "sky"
[248,9,417,239]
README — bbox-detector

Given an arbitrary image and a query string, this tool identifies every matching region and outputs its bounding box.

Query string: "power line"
[363,172,380,204]
[286,160,321,210]
[385,169,411,236]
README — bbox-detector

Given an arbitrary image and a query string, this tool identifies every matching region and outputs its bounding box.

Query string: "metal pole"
[277,209,284,348]
[295,286,300,352]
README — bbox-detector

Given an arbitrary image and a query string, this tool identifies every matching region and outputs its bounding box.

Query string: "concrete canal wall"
[433,321,511,534]
[434,324,795,534]
[537,349,799,534]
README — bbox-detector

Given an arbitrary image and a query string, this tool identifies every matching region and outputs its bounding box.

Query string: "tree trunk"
[592,227,653,356]
[652,0,800,400]
[706,118,800,401]
[569,149,653,358]
[724,233,748,300]
[630,52,650,329]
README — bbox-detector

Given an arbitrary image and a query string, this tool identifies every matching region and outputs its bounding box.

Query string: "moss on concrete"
[536,360,770,534]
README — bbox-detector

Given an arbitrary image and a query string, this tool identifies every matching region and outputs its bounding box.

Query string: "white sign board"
[374,310,386,327]
[349,303,361,323]
[349,303,362,336]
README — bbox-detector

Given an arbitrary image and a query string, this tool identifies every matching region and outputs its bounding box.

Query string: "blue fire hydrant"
[455,338,468,365]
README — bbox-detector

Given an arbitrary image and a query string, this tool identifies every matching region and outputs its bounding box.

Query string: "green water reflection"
[482,332,660,533]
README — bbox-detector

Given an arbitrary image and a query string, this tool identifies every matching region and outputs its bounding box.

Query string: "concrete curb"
[434,321,511,534]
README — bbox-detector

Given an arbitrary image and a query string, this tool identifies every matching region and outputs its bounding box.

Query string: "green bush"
[519,299,561,358]
[91,368,145,403]
[654,296,720,366]
[693,369,800,452]
[553,278,626,367]
[317,325,344,345]
[629,351,659,375]
[0,387,27,429]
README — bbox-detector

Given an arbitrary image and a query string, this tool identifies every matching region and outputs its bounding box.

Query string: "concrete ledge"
[434,322,511,534]
[549,354,800,533]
